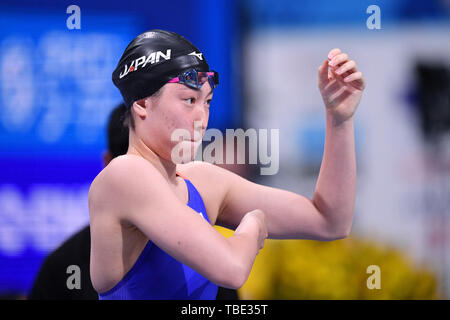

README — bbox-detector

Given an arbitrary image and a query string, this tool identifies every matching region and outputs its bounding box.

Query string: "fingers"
[334,60,357,76]
[328,48,341,60]
[319,48,366,91]
[328,50,350,82]
[329,49,365,89]
[343,71,366,89]
[329,53,348,68]
[343,71,362,82]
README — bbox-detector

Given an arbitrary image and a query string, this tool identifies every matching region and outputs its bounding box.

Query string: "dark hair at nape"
[123,107,135,132]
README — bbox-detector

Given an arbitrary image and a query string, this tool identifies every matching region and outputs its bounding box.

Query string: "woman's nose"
[193,104,208,126]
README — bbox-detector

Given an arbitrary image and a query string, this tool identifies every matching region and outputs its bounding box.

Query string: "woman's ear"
[132,98,147,118]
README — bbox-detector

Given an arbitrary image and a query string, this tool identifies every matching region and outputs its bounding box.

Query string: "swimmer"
[88,30,366,299]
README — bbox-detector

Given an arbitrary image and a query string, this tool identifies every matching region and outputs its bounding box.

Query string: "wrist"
[326,109,354,127]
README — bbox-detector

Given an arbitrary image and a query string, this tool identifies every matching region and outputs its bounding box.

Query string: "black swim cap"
[112,29,212,108]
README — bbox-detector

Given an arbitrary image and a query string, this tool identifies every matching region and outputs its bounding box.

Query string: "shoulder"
[176,160,233,181]
[88,155,164,212]
[176,161,236,195]
[90,155,159,192]
[96,154,154,181]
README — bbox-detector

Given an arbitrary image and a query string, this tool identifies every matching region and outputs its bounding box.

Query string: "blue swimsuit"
[98,174,218,300]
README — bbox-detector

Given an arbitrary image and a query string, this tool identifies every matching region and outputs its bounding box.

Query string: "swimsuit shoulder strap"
[175,171,187,179]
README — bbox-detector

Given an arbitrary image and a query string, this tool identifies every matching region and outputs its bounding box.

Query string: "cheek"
[160,108,193,141]
[162,110,185,131]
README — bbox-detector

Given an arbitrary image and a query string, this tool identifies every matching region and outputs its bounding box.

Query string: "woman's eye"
[185,98,195,104]
[206,100,212,107]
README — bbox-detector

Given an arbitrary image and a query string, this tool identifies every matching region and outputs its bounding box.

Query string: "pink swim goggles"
[168,68,219,90]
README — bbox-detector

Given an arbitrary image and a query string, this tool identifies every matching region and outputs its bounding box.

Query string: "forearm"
[225,220,260,288]
[313,111,356,237]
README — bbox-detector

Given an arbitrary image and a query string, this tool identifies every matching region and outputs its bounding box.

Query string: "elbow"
[323,220,353,241]
[233,264,248,289]
[227,276,246,291]
[331,231,350,240]
[219,261,248,290]
[328,225,352,241]
[322,213,354,241]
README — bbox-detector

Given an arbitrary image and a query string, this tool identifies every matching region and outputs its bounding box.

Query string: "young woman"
[88,29,366,299]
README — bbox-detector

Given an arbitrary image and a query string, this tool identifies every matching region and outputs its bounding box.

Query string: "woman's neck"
[126,131,178,184]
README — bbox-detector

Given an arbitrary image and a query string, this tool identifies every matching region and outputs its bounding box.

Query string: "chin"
[170,140,201,164]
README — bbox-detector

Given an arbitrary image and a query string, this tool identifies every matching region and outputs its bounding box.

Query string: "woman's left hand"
[318,48,366,125]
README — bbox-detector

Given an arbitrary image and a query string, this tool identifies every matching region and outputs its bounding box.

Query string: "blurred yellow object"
[214,226,442,300]
[215,225,234,238]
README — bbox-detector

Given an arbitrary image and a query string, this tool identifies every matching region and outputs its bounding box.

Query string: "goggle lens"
[168,69,219,90]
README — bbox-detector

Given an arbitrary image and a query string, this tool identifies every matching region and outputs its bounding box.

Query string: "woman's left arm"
[214,48,365,240]
[313,48,366,237]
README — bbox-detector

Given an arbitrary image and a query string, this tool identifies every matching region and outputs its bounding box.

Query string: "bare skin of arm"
[89,155,267,291]
[213,48,365,241]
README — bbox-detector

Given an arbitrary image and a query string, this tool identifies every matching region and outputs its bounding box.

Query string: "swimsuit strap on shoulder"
[176,171,188,180]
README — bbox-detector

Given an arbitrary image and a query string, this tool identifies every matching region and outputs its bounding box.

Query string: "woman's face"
[139,81,213,162]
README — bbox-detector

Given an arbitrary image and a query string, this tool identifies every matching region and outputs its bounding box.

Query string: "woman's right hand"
[235,209,268,250]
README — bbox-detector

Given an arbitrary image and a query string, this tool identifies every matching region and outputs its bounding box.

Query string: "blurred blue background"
[0,0,449,299]
[0,0,241,295]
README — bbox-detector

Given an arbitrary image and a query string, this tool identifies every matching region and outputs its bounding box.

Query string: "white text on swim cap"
[119,49,172,79]
[188,51,203,60]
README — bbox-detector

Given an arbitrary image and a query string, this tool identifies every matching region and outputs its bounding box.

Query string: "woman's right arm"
[94,156,267,289]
